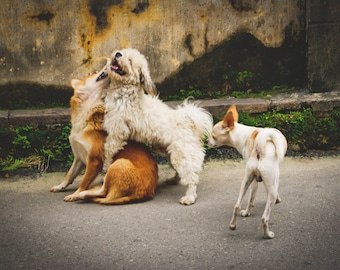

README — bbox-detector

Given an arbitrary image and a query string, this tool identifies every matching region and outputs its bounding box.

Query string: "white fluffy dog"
[101,48,213,205]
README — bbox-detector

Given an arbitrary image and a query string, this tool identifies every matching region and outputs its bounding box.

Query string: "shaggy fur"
[102,48,213,205]
[50,64,158,204]
[208,105,287,238]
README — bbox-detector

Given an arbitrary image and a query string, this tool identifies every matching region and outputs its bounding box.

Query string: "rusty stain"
[185,34,194,57]
[30,10,54,25]
[88,0,122,34]
[131,0,150,14]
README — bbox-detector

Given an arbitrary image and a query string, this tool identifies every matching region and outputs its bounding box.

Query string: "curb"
[1,91,339,128]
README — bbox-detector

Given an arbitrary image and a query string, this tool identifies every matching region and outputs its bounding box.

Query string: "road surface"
[0,156,339,269]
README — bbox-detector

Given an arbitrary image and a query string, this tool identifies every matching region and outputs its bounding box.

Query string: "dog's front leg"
[179,182,197,205]
[229,171,254,230]
[64,157,103,202]
[50,158,85,192]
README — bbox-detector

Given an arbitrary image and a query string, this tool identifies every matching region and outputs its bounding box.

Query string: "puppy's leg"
[240,180,259,217]
[50,158,84,192]
[229,169,254,231]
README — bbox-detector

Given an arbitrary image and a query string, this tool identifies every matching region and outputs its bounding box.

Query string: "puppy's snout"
[115,52,122,58]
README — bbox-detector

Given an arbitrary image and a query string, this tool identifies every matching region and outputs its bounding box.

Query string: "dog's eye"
[115,52,122,58]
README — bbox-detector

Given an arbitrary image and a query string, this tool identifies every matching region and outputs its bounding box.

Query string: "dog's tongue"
[111,65,119,70]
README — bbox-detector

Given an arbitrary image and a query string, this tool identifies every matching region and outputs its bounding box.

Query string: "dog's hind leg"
[261,168,280,239]
[229,169,254,231]
[78,184,106,200]
[91,195,148,205]
[240,180,259,217]
[261,188,277,239]
[50,158,85,192]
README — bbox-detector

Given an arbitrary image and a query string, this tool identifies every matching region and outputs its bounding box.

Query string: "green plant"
[52,124,73,165]
[0,124,73,173]
[0,154,25,171]
[235,71,254,88]
[237,108,340,150]
[12,126,33,150]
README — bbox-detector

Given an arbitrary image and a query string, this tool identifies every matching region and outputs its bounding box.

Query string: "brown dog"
[78,141,158,204]
[50,64,158,204]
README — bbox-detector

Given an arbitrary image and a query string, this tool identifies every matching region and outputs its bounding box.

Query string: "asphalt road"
[0,156,339,270]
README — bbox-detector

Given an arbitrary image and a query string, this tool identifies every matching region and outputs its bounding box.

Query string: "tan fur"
[78,141,158,204]
[50,66,158,204]
[208,104,287,239]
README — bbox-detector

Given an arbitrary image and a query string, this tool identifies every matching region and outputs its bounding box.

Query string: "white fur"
[208,105,287,238]
[102,48,213,205]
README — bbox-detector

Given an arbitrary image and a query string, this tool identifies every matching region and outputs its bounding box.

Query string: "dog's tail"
[255,128,287,162]
[177,98,213,140]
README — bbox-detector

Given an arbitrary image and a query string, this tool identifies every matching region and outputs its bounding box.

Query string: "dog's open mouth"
[111,61,125,76]
[96,71,108,82]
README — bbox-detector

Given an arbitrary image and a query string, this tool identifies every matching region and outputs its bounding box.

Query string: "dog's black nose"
[115,52,122,58]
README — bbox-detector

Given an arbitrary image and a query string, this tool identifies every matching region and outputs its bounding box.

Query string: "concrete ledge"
[1,91,339,128]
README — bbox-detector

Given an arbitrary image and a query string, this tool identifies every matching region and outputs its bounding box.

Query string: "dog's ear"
[227,104,239,122]
[70,79,81,90]
[140,67,157,96]
[222,104,239,129]
[222,111,235,130]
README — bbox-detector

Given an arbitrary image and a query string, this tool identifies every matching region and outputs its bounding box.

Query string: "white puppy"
[102,48,213,205]
[208,104,287,238]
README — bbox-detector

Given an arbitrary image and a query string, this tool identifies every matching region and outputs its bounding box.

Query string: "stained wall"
[0,0,304,86]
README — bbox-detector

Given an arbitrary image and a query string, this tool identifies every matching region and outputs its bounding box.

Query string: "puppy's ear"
[139,67,157,96]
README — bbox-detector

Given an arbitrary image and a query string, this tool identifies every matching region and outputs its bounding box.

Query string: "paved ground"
[0,156,339,270]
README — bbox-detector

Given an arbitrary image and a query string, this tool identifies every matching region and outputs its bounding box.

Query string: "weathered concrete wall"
[0,0,303,87]
[307,0,340,92]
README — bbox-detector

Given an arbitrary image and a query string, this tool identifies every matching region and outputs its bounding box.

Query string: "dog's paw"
[179,195,195,205]
[240,210,250,217]
[64,194,79,202]
[50,185,64,193]
[77,191,86,200]
[264,231,275,239]
[276,196,282,204]
[229,223,237,231]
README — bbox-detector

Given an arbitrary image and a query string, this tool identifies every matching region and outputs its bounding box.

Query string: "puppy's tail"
[255,128,287,162]
[178,98,213,140]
